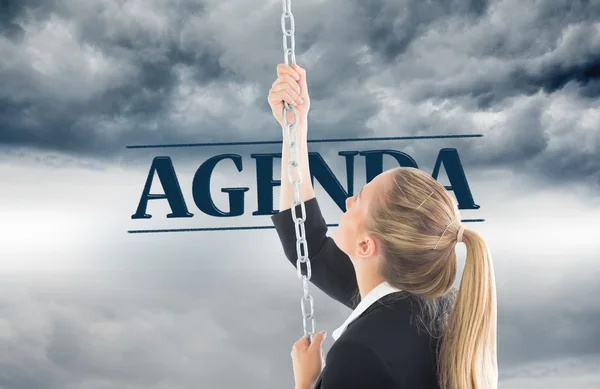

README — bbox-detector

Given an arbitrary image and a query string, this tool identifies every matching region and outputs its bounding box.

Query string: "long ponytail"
[438,228,498,389]
[368,167,498,389]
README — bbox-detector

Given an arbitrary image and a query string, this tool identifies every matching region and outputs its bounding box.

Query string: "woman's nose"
[345,196,352,210]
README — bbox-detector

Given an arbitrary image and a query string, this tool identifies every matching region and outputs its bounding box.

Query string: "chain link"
[281,0,315,341]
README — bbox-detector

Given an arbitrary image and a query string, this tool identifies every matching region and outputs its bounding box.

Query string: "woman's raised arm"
[268,63,359,309]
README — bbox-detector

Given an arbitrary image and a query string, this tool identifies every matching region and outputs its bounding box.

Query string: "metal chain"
[281,0,315,341]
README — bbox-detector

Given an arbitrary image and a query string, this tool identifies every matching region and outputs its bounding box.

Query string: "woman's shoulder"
[342,290,454,351]
[342,292,422,340]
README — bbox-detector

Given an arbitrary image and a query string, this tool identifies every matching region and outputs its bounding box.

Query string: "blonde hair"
[366,167,498,389]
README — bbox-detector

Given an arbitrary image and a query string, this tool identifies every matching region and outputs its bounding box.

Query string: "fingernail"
[295,74,300,80]
[298,98,304,104]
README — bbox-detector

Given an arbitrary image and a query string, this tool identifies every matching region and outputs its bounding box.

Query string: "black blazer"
[271,197,441,389]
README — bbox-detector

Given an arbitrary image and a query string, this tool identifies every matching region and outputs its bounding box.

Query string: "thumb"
[310,330,327,349]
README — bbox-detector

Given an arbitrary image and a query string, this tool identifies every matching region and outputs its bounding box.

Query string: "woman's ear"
[357,235,377,258]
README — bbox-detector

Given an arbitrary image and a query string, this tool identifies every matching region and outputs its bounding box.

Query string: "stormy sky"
[1,0,599,388]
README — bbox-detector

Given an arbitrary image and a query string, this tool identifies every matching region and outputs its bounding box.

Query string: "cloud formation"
[0,0,597,187]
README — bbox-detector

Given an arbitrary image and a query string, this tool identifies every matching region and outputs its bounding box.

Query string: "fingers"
[309,331,327,350]
[269,63,308,121]
[271,83,304,105]
[268,88,299,107]
[277,63,300,80]
[275,63,307,94]
[271,73,301,95]
[276,63,306,92]
[291,332,326,351]
[292,335,311,353]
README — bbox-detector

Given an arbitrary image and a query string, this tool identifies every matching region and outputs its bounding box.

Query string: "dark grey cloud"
[0,0,237,156]
[1,0,597,165]
[463,92,600,186]
[510,54,600,98]
[0,0,55,41]
[351,0,489,61]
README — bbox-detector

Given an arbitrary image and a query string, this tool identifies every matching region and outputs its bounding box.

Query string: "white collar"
[332,281,402,341]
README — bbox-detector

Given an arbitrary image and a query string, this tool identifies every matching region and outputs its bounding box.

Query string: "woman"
[267,63,498,389]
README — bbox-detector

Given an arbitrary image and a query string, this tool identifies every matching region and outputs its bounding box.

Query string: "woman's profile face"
[333,170,392,259]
